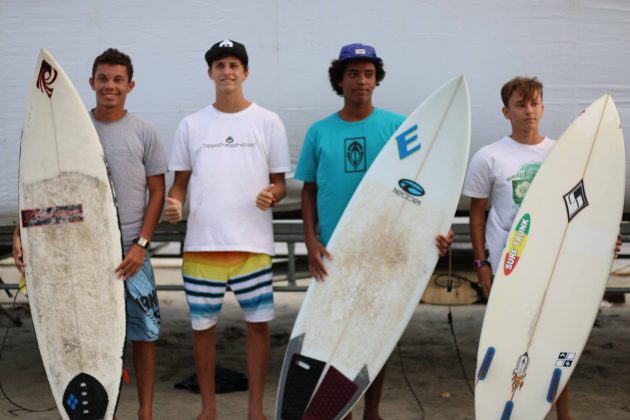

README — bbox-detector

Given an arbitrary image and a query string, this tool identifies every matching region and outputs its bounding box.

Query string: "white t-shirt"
[169,103,291,254]
[463,136,555,273]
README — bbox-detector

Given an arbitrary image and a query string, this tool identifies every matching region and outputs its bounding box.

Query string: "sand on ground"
[1,257,630,420]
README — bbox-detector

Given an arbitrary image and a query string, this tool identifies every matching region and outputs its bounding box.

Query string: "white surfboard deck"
[19,49,125,420]
[276,76,471,419]
[474,95,625,420]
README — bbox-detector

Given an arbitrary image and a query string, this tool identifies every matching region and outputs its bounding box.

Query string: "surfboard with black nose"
[276,76,471,419]
[474,96,624,419]
[18,49,125,420]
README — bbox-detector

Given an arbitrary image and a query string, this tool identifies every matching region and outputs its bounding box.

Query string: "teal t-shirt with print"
[295,108,405,246]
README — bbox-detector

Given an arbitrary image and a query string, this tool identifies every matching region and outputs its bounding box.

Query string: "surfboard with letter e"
[276,75,471,419]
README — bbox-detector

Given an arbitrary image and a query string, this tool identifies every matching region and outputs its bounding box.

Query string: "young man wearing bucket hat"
[295,43,453,420]
[165,39,291,420]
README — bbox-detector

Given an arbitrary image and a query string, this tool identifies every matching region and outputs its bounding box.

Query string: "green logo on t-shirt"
[507,162,541,206]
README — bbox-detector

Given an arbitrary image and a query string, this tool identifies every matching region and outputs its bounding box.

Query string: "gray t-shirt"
[91,112,167,249]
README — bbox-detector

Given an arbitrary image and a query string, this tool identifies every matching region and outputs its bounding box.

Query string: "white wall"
[1,0,629,224]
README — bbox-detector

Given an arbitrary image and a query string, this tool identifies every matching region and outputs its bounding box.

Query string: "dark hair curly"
[92,48,133,81]
[328,59,386,96]
[501,76,543,107]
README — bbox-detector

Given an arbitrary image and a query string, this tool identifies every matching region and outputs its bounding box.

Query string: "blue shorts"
[125,255,160,341]
[182,252,275,331]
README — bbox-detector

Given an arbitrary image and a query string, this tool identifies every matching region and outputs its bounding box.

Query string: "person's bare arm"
[165,171,192,223]
[302,182,332,281]
[470,197,492,298]
[115,174,165,280]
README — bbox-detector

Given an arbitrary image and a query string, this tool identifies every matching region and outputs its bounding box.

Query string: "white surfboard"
[19,49,125,420]
[474,96,625,419]
[276,76,471,419]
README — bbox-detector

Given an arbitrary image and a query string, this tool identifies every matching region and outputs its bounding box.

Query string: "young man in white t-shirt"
[462,77,571,419]
[165,39,291,420]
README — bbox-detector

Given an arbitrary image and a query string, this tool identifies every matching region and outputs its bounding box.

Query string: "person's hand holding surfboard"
[305,237,333,282]
[436,229,454,257]
[12,225,26,275]
[115,245,145,281]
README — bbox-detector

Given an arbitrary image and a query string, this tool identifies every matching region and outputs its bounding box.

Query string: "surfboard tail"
[279,352,370,420]
[62,372,109,419]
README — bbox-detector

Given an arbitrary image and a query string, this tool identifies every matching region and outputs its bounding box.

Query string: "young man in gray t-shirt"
[89,48,167,420]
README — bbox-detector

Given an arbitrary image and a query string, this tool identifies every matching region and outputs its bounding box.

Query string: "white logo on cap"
[219,39,234,48]
[355,48,367,55]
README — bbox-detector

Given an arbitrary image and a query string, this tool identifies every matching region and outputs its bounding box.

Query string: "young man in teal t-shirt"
[295,43,453,420]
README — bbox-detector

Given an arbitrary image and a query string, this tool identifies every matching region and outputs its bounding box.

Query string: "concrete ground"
[1,254,630,419]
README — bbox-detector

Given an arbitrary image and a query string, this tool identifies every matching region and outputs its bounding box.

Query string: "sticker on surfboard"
[563,180,589,221]
[503,213,531,275]
[555,352,577,368]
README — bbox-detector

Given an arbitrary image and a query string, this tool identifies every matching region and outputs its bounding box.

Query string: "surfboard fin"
[477,346,495,381]
[546,368,562,403]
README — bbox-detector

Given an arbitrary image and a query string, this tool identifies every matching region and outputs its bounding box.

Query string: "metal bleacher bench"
[2,218,630,293]
[0,221,314,292]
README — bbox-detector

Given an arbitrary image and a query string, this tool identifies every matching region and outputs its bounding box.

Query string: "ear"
[127,80,136,93]
[89,77,96,91]
[501,106,510,120]
[208,68,214,80]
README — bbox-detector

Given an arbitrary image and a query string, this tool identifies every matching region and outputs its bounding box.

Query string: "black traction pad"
[62,372,108,419]
[280,353,326,419]
[303,365,358,419]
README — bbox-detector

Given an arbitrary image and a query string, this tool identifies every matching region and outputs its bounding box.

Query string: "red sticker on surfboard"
[21,204,84,228]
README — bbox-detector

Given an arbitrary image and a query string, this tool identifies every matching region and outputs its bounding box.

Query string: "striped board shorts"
[182,251,275,330]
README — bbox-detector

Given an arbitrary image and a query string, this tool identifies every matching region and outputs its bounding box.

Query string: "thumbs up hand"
[256,184,276,211]
[165,197,183,223]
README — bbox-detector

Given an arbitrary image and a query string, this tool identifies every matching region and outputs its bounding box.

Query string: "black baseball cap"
[205,39,249,67]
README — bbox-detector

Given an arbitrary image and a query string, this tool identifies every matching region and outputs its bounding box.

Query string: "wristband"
[473,259,490,270]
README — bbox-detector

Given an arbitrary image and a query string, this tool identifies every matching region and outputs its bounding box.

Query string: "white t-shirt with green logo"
[463,136,555,273]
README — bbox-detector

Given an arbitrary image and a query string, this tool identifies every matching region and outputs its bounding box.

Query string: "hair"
[92,48,134,81]
[328,59,386,96]
[501,76,543,107]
